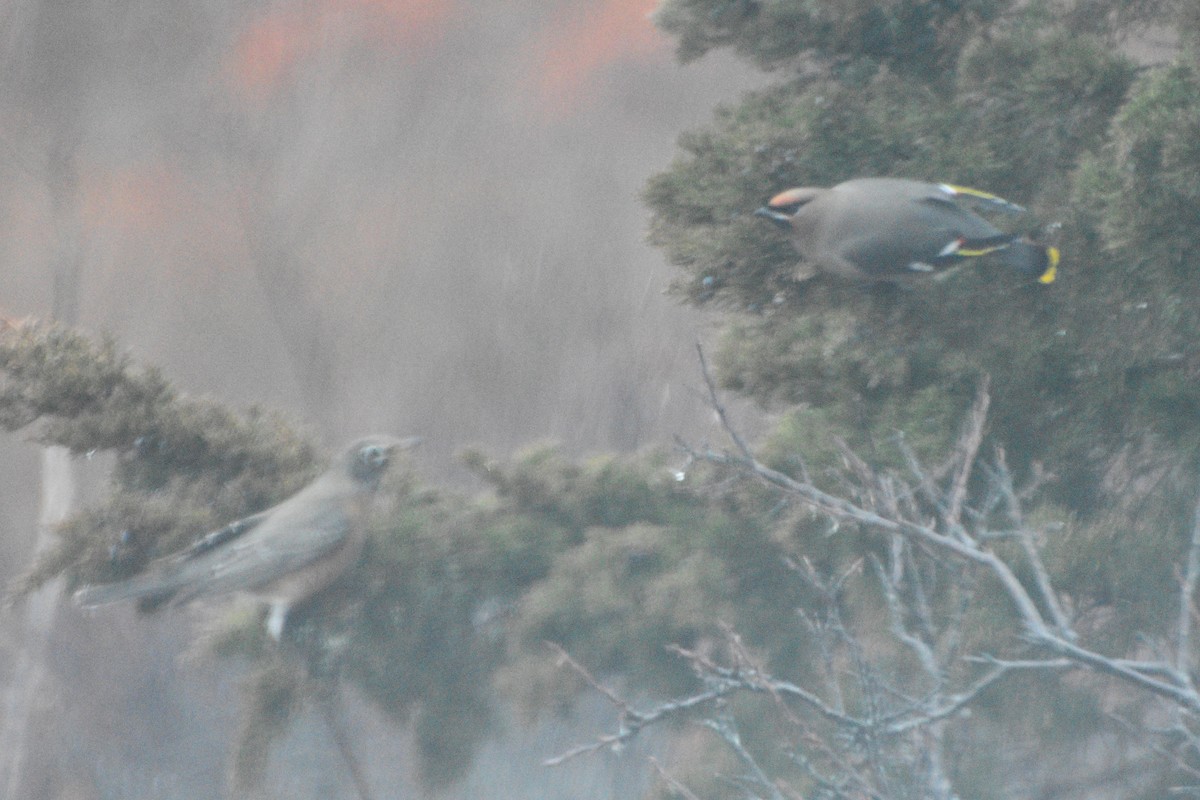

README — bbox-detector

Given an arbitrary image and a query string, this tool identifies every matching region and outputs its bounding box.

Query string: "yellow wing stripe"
[941,183,1026,213]
[956,245,1009,257]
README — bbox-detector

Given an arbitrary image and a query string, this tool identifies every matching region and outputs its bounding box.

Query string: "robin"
[755,177,1058,284]
[76,434,421,639]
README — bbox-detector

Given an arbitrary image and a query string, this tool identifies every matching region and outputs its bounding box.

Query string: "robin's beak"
[391,436,424,453]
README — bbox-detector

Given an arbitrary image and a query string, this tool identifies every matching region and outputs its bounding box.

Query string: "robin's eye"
[359,445,386,466]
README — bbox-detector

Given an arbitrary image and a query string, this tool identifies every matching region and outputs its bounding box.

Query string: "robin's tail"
[75,572,180,609]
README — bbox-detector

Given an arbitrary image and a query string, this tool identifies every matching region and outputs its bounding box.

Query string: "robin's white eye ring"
[359,445,386,466]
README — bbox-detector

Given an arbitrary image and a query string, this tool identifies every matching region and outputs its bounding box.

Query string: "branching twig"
[992,447,1074,639]
[543,642,735,766]
[312,684,377,800]
[695,340,755,462]
[691,343,1200,713]
[668,643,866,729]
[1107,712,1200,782]
[704,712,786,800]
[946,375,990,526]
[545,641,632,717]
[648,757,704,800]
[552,346,1200,795]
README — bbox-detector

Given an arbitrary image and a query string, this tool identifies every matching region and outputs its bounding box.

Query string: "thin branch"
[668,643,866,729]
[696,341,755,461]
[700,445,1053,638]
[992,447,1074,639]
[1106,712,1200,782]
[648,757,704,800]
[871,554,940,679]
[704,712,787,800]
[543,642,735,767]
[946,376,990,526]
[885,664,1014,734]
[1035,634,1200,712]
[314,686,377,800]
[693,352,1200,715]
[896,432,944,509]
[1178,482,1200,677]
[902,536,939,645]
[545,641,632,716]
[719,624,804,729]
[965,655,1076,671]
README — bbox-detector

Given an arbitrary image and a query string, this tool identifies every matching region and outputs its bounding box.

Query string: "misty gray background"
[0,1,763,797]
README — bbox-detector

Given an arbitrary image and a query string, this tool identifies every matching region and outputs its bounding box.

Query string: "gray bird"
[755,177,1058,284]
[76,434,421,639]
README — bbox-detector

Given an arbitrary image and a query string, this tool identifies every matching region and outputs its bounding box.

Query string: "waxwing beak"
[755,206,793,230]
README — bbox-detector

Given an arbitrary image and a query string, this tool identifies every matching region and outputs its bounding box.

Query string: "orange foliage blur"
[81,164,187,234]
[230,0,458,99]
[536,0,666,110]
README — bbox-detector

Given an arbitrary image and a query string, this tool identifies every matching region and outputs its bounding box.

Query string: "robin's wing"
[76,482,352,607]
[75,508,273,607]
[167,489,353,603]
[176,510,271,560]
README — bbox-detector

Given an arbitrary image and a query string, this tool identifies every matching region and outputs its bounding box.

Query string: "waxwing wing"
[755,177,1057,284]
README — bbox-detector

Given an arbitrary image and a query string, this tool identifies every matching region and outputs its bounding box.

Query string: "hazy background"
[0,1,763,797]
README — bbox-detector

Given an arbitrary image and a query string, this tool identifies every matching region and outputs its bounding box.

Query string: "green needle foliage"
[645,0,1200,608]
[0,324,804,790]
[638,0,1200,795]
[7,2,1200,796]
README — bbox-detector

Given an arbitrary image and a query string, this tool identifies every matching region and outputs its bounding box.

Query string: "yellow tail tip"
[1038,247,1059,284]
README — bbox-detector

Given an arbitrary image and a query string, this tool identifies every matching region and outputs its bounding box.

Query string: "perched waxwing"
[755,177,1058,284]
[76,434,422,639]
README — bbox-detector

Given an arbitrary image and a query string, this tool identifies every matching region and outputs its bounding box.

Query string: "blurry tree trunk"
[0,448,76,798]
[0,136,83,797]
[249,244,339,430]
[240,186,339,431]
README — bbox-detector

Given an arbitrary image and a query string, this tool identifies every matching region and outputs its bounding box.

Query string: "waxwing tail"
[1001,239,1059,284]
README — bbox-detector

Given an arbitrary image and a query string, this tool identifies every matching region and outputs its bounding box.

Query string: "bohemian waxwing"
[76,434,421,639]
[755,177,1058,284]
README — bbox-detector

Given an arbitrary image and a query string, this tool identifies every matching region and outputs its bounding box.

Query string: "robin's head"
[341,434,423,485]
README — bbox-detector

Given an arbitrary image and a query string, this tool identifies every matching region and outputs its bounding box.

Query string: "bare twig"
[671,642,867,729]
[648,757,704,800]
[545,641,632,716]
[543,642,735,767]
[1107,712,1200,782]
[871,554,940,679]
[992,447,1074,639]
[314,686,377,800]
[690,356,1200,713]
[1178,483,1200,678]
[704,712,786,800]
[553,347,1200,795]
[946,376,990,526]
[695,341,755,461]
